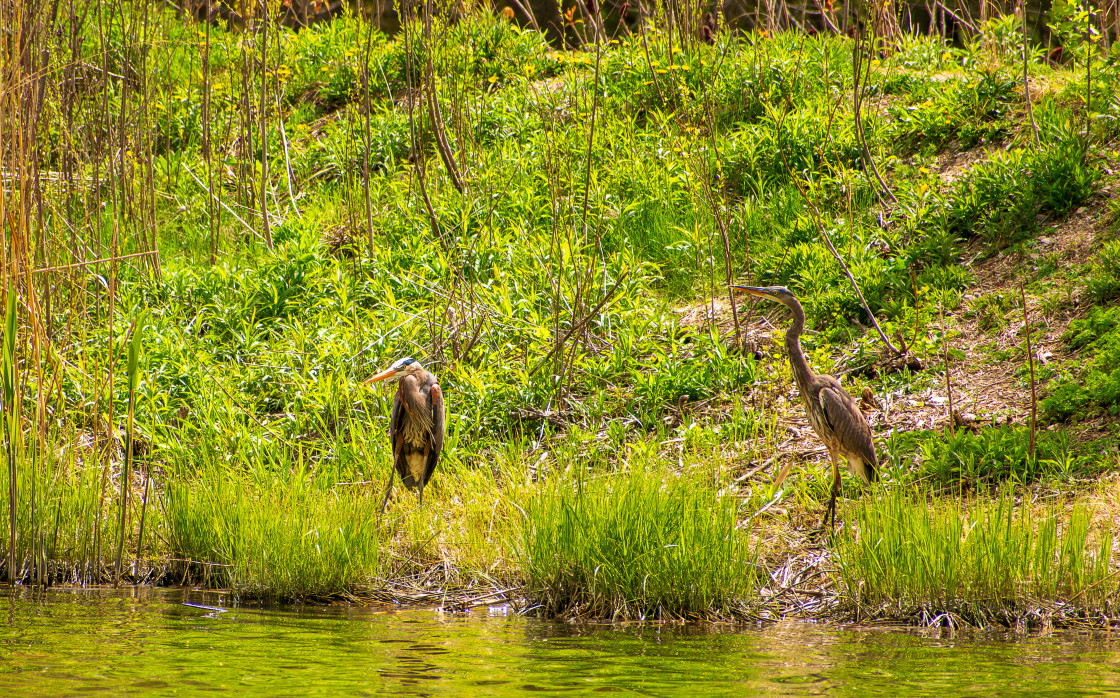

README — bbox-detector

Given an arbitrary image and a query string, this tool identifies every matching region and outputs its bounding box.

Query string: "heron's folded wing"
[426,383,445,485]
[819,386,878,477]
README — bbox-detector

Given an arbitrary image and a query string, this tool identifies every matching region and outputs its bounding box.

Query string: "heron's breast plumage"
[393,373,439,489]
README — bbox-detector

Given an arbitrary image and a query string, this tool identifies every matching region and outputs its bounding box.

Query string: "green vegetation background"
[3,2,1119,623]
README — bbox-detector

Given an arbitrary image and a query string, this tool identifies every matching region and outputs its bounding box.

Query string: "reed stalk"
[130,316,147,578]
[1020,283,1037,463]
[113,318,140,584]
[3,291,17,583]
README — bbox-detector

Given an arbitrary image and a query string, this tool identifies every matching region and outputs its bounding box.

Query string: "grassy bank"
[1,0,1119,625]
[833,488,1115,627]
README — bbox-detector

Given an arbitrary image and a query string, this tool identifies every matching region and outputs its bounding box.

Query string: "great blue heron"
[366,357,445,514]
[731,285,878,531]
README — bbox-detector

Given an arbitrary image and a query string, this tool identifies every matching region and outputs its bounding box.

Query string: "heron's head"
[365,357,426,384]
[730,285,798,307]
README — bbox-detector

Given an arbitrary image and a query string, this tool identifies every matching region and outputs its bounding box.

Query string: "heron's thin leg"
[819,454,842,533]
[418,481,424,507]
[822,488,838,531]
[379,467,396,515]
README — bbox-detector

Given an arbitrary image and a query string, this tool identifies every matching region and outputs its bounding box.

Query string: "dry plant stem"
[1083,0,1093,159]
[910,269,921,350]
[134,453,150,577]
[546,38,606,391]
[276,105,296,214]
[32,251,160,276]
[639,7,666,104]
[695,76,743,349]
[114,323,136,585]
[1020,282,1037,462]
[360,13,376,256]
[273,25,296,215]
[238,19,255,239]
[204,18,216,264]
[400,17,443,247]
[940,302,954,435]
[505,0,540,32]
[105,0,123,584]
[852,21,897,206]
[3,305,15,585]
[182,164,257,238]
[528,272,629,378]
[938,1,978,33]
[1020,0,1039,145]
[580,45,603,252]
[424,1,465,195]
[140,0,161,281]
[258,1,274,250]
[795,185,903,356]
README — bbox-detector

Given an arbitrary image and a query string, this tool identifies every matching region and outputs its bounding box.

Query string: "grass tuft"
[164,471,381,599]
[521,462,756,620]
[834,487,1116,625]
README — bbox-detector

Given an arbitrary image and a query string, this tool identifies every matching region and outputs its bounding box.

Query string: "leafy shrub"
[631,345,758,424]
[947,145,1098,247]
[914,425,1083,486]
[1064,304,1120,349]
[1087,240,1120,302]
[1041,381,1092,423]
[1043,305,1120,421]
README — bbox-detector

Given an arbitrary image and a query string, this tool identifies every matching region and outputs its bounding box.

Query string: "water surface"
[2,587,1118,696]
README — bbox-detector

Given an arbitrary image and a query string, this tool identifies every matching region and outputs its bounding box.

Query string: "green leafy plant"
[913,426,1082,487]
[1087,240,1120,302]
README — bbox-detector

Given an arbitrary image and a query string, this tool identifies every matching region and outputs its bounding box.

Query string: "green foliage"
[1043,304,1120,421]
[521,462,756,619]
[629,334,758,426]
[1063,304,1120,349]
[947,145,1097,247]
[834,487,1116,613]
[888,70,1018,147]
[17,1,1120,609]
[908,426,1085,486]
[1087,240,1120,302]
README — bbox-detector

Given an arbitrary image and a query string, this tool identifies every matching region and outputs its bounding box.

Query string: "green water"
[2,588,1118,696]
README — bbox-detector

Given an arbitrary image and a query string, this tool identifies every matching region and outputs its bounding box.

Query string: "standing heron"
[731,285,878,531]
[365,357,445,514]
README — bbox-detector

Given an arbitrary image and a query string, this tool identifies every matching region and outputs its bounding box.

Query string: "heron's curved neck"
[781,297,814,392]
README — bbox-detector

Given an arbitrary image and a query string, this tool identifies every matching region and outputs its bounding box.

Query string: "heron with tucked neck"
[366,357,445,514]
[731,285,878,532]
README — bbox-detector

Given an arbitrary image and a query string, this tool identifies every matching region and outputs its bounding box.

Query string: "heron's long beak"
[365,367,397,384]
[730,285,776,300]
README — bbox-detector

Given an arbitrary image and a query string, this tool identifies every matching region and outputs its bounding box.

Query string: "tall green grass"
[833,487,1116,620]
[521,462,756,620]
[163,468,381,598]
[0,441,120,584]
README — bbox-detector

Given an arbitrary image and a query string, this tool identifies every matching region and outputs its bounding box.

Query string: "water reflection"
[1,587,1118,696]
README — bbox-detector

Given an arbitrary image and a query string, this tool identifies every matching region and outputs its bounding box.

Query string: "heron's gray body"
[389,371,443,490]
[368,358,445,513]
[786,331,878,486]
[732,285,878,530]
